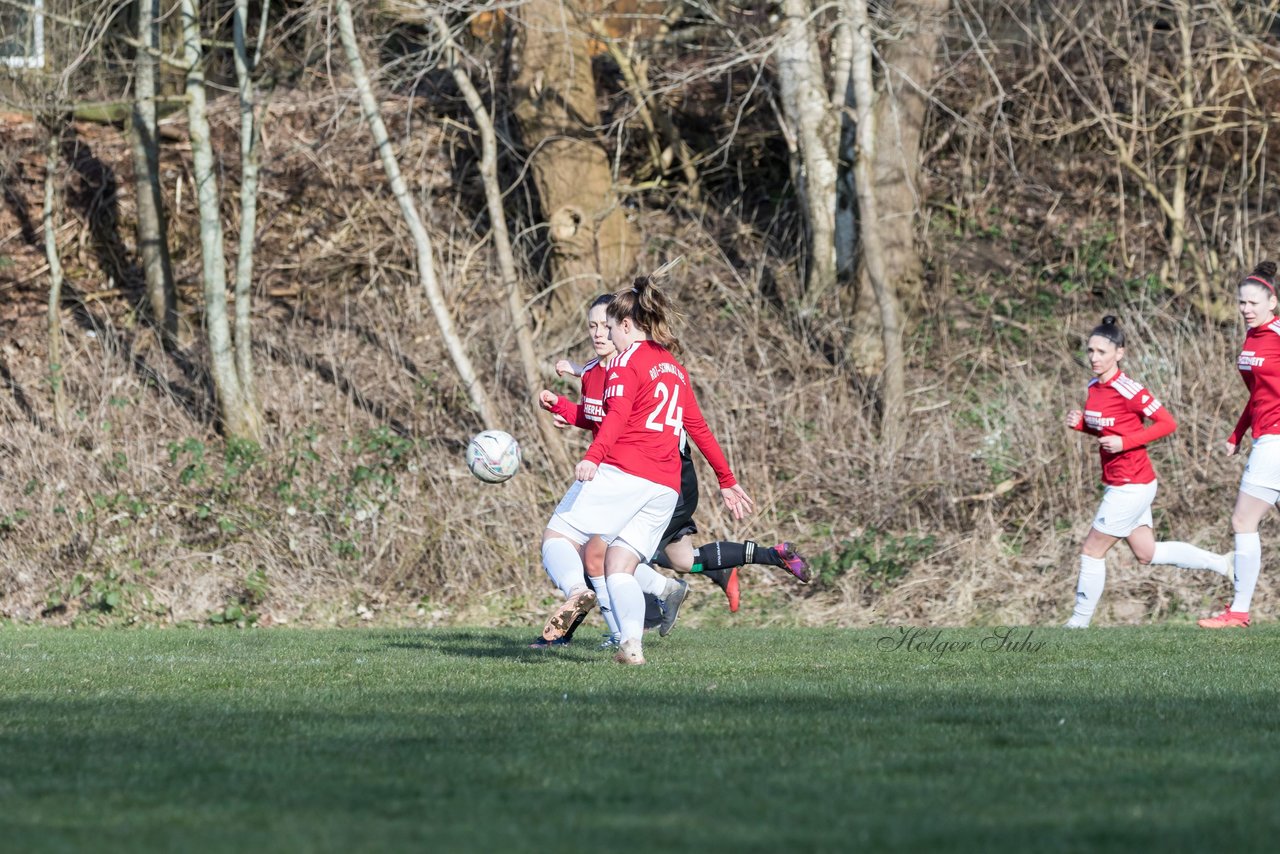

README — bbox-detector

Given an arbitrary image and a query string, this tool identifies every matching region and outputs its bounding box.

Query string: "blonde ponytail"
[608,276,683,353]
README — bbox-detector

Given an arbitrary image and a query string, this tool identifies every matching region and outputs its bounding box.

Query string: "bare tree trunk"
[1166,0,1211,314]
[1169,0,1191,272]
[181,0,263,442]
[776,0,841,305]
[512,0,640,307]
[43,129,67,430]
[832,7,857,281]
[130,0,177,345]
[335,0,497,428]
[433,13,570,465]
[232,0,262,413]
[851,0,905,429]
[870,0,949,313]
[845,0,947,373]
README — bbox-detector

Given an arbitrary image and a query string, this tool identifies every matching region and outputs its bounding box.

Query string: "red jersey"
[550,359,606,435]
[581,341,737,493]
[1073,371,1176,486]
[1229,320,1280,445]
[551,355,736,488]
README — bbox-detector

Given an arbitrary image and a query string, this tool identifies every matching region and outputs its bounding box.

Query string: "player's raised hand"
[538,389,558,410]
[555,359,581,377]
[1066,410,1083,429]
[719,484,754,520]
[575,460,598,481]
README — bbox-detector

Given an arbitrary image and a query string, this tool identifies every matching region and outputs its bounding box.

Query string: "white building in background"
[1,0,45,69]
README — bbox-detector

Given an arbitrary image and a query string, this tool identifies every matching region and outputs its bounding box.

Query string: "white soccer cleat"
[614,638,645,665]
[1063,616,1090,629]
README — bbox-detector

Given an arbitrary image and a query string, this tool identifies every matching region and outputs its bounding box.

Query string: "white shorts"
[1092,481,1157,538]
[547,463,678,562]
[1242,435,1280,500]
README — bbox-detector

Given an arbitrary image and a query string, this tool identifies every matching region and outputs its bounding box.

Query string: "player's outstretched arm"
[682,390,739,489]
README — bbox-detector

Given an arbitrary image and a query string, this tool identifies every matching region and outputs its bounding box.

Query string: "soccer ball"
[467,430,521,483]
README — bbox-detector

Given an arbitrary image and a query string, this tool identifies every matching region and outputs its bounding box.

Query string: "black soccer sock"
[653,549,712,575]
[691,541,782,572]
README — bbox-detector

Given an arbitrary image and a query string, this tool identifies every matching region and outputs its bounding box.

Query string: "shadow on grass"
[2,675,1279,852]
[384,629,604,662]
[5,627,1280,851]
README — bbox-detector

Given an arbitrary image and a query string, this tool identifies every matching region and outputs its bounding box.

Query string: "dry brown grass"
[1,164,1267,629]
[3,4,1279,629]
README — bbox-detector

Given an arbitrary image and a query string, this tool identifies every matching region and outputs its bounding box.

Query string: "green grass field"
[2,624,1278,852]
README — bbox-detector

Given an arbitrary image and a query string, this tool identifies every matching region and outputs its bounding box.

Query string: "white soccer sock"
[541,538,587,599]
[1151,541,1231,576]
[633,563,670,597]
[588,575,621,640]
[605,573,645,642]
[1068,555,1107,627]
[1230,532,1262,613]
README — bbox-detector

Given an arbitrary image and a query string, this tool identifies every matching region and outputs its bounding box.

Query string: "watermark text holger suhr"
[877,626,1046,657]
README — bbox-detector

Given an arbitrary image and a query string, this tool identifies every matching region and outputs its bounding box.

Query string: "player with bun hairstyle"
[529,294,668,649]
[538,276,752,664]
[1064,315,1232,628]
[531,293,810,648]
[1200,261,1280,628]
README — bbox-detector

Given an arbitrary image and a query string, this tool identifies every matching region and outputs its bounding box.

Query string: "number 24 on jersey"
[645,382,684,438]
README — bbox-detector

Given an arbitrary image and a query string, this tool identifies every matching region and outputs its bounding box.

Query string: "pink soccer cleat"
[1197,608,1250,629]
[773,543,811,584]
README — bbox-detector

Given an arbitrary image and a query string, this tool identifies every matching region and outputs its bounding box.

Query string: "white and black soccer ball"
[466,429,521,483]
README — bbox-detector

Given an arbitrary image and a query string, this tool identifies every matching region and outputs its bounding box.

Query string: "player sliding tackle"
[537,277,751,665]
[531,293,810,650]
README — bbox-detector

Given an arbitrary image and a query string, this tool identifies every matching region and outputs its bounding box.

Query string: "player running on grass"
[537,276,752,664]
[530,294,809,649]
[1064,315,1231,628]
[1200,262,1280,629]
